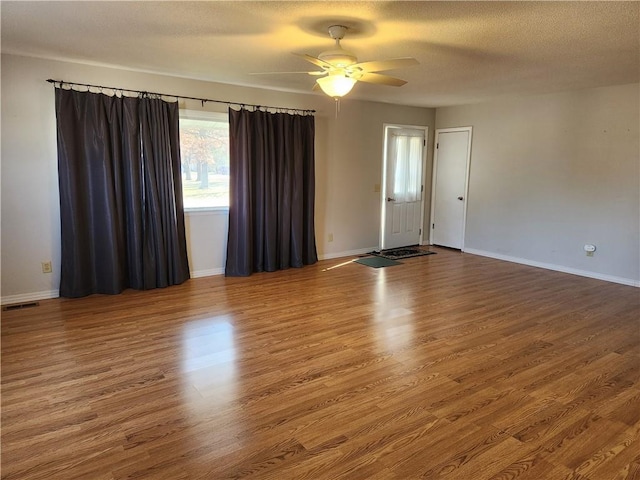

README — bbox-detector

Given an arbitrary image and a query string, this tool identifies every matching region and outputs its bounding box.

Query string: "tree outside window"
[179,113,229,209]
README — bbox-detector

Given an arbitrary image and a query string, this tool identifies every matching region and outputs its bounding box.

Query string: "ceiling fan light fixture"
[316,75,357,98]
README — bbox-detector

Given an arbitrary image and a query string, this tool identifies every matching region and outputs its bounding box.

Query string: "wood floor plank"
[2,247,639,479]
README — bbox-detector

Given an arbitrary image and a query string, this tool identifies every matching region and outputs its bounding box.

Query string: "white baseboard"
[464,248,640,287]
[1,289,59,306]
[319,247,378,261]
[190,268,225,278]
[2,254,371,301]
[1,271,227,303]
[191,249,378,276]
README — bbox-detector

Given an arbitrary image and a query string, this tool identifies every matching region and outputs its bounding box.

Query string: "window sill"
[184,207,229,216]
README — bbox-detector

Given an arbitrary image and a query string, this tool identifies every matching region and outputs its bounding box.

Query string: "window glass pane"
[391,134,423,202]
[179,116,229,208]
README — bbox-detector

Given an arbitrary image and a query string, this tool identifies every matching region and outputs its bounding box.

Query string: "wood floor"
[2,248,639,480]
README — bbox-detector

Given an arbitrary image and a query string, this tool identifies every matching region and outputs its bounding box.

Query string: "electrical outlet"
[42,261,52,273]
[328,233,334,242]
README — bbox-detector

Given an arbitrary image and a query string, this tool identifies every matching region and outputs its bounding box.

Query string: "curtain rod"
[46,79,315,115]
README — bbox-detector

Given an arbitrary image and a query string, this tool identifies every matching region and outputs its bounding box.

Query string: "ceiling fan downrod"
[319,25,357,68]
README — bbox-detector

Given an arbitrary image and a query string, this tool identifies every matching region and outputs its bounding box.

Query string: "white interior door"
[382,127,426,250]
[431,128,472,250]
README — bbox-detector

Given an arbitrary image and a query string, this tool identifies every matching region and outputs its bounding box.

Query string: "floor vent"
[2,301,40,311]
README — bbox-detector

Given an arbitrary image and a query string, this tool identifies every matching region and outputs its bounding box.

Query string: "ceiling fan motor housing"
[318,48,357,68]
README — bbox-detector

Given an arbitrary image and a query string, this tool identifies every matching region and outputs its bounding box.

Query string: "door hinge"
[423,139,426,147]
[421,185,424,192]
[419,228,422,235]
[432,223,435,229]
[436,143,439,149]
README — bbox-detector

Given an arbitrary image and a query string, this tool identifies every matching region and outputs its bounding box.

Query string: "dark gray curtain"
[55,88,190,297]
[226,108,317,276]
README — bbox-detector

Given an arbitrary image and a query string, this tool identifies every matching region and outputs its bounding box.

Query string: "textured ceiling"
[2,1,638,107]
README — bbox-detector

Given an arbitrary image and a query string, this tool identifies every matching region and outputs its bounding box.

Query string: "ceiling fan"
[259,25,419,100]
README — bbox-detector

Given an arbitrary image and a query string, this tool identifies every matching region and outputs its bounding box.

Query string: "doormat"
[354,256,403,268]
[371,246,436,260]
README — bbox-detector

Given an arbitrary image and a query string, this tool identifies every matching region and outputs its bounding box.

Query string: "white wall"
[3,55,636,301]
[0,54,434,302]
[436,83,640,285]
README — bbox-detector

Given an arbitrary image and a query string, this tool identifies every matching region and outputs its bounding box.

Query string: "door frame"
[429,126,473,250]
[380,123,429,250]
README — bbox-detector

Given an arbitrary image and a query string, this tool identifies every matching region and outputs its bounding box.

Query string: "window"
[179,110,229,209]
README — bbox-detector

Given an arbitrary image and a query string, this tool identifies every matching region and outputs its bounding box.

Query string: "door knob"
[387,197,396,202]
[457,196,464,201]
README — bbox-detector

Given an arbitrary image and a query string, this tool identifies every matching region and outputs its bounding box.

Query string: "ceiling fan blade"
[355,72,408,87]
[249,71,326,76]
[294,53,334,69]
[352,57,419,73]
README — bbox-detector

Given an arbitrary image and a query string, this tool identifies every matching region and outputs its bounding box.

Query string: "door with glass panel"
[381,126,427,250]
